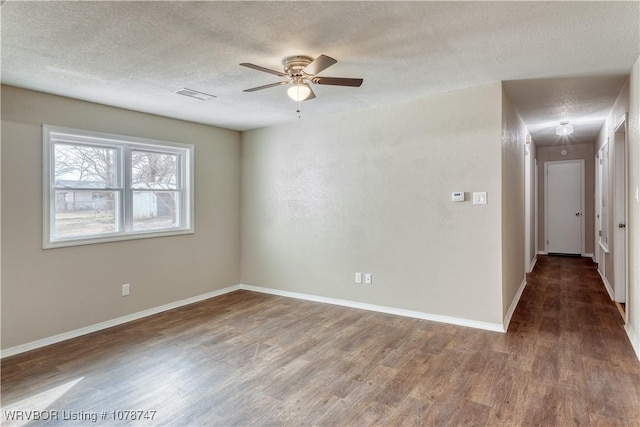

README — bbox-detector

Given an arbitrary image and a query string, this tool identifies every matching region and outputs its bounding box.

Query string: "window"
[43,125,193,248]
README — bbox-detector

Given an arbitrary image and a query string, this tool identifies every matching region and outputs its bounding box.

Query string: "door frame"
[613,113,629,311]
[544,159,585,255]
[525,144,531,271]
[535,158,539,256]
[595,154,600,265]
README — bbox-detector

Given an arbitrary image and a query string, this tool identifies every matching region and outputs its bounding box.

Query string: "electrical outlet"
[355,272,362,284]
[365,274,372,284]
[122,283,130,296]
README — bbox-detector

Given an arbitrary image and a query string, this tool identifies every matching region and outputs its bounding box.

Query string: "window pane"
[54,190,118,238]
[132,191,179,231]
[54,143,118,188]
[45,125,193,248]
[131,151,178,190]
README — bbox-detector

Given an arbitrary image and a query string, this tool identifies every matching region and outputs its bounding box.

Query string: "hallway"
[509,255,640,424]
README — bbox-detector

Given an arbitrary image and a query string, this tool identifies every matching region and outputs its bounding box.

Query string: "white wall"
[241,83,505,326]
[1,86,242,349]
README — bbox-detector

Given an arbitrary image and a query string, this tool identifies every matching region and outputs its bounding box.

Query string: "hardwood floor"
[2,256,640,426]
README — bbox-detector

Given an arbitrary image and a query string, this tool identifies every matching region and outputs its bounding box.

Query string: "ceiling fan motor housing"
[283,56,313,76]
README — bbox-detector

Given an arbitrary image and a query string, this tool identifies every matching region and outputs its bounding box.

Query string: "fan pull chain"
[297,99,302,118]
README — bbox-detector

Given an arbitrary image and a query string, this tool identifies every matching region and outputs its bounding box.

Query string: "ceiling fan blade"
[311,77,363,87]
[243,81,289,92]
[240,63,288,78]
[305,86,316,100]
[303,54,337,76]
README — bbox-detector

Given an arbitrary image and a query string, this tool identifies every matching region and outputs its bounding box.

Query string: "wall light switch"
[365,273,372,284]
[122,283,130,296]
[452,192,465,202]
[355,272,362,284]
[473,192,487,205]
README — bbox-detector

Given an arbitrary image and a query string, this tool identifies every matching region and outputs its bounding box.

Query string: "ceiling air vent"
[174,88,217,101]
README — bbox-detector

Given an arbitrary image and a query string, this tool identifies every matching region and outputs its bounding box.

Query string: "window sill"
[44,228,194,249]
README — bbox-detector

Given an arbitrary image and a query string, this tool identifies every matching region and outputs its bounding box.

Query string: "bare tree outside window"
[131,151,177,189]
[54,144,118,236]
[55,143,118,186]
[131,151,179,230]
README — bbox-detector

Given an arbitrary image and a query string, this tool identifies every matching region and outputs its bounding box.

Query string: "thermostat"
[452,192,465,202]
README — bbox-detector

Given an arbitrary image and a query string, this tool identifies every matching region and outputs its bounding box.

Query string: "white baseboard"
[1,285,242,359]
[3,282,512,359]
[503,277,527,331]
[537,250,548,255]
[238,284,505,333]
[528,256,537,273]
[624,324,640,361]
[597,268,615,300]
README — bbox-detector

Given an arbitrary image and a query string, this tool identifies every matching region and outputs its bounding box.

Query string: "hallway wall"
[592,57,640,360]
[500,87,526,319]
[626,56,640,359]
[595,79,630,296]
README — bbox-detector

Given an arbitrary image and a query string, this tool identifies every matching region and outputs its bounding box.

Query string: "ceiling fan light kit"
[240,54,363,103]
[287,83,312,101]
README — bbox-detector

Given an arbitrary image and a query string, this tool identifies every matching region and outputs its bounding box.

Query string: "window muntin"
[44,125,193,248]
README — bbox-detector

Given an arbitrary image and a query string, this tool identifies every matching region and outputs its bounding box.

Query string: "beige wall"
[241,83,505,325]
[501,87,526,317]
[537,143,595,256]
[1,86,242,349]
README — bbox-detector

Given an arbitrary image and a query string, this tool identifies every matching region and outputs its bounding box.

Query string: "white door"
[545,160,584,255]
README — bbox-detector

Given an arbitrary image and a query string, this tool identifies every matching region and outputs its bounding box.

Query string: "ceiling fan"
[240,54,363,101]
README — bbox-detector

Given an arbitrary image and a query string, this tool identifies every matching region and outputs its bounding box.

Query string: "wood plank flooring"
[2,256,640,426]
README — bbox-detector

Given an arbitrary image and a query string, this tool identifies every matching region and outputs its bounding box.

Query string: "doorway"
[544,160,585,255]
[613,113,628,318]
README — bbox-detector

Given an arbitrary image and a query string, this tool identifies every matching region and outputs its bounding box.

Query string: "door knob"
[618,223,626,228]
[575,212,581,217]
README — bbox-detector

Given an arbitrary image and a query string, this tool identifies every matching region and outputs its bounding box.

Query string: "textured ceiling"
[503,75,632,146]
[2,1,639,145]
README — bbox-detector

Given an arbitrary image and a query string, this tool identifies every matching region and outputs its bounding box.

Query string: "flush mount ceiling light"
[555,121,574,136]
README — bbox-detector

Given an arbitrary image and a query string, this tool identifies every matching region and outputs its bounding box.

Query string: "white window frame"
[43,125,194,249]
